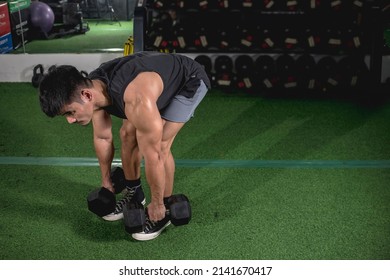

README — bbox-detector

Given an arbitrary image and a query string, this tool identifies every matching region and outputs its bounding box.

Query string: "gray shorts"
[160,80,208,123]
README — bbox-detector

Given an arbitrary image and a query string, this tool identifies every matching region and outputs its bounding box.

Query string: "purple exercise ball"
[30,1,55,33]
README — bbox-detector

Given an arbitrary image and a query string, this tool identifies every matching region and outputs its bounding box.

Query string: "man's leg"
[132,80,208,240]
[120,118,184,198]
[131,120,185,241]
[161,120,185,198]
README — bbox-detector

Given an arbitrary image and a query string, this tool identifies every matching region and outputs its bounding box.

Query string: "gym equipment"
[282,27,299,50]
[133,0,384,95]
[343,25,363,51]
[215,12,237,51]
[194,55,212,76]
[255,55,277,91]
[171,21,187,51]
[96,0,121,26]
[123,194,192,234]
[302,0,323,11]
[261,0,279,11]
[337,55,369,90]
[283,0,299,11]
[32,65,89,88]
[237,24,257,51]
[234,55,255,92]
[328,0,343,12]
[216,27,233,51]
[214,55,234,91]
[87,166,127,217]
[31,0,89,39]
[110,166,127,194]
[301,27,322,50]
[296,54,317,91]
[324,27,342,53]
[123,36,134,56]
[80,70,89,77]
[87,187,116,217]
[30,1,55,33]
[189,0,219,11]
[194,55,214,87]
[31,64,45,88]
[146,12,173,51]
[217,0,230,9]
[215,55,233,75]
[316,56,339,92]
[258,27,276,50]
[191,24,210,51]
[275,54,298,90]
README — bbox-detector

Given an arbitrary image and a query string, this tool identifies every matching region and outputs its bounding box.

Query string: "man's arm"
[92,109,115,192]
[123,72,166,221]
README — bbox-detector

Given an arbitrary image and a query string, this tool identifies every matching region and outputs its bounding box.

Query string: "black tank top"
[88,51,211,119]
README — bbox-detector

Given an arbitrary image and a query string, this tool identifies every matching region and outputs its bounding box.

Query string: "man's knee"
[119,125,127,141]
[161,139,174,159]
[120,125,137,148]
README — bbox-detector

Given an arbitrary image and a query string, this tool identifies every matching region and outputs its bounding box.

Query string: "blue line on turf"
[0,157,389,168]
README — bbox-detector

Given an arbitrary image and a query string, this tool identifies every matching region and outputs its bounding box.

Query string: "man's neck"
[92,79,111,108]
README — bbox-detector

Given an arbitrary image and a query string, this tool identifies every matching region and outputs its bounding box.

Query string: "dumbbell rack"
[132,0,388,96]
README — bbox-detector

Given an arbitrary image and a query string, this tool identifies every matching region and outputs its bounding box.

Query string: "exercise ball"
[30,1,55,33]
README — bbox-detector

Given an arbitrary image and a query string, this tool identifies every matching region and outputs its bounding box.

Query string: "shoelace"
[143,218,157,233]
[114,187,137,214]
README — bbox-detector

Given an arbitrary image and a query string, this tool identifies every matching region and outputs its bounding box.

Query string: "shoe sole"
[102,198,146,222]
[131,221,171,241]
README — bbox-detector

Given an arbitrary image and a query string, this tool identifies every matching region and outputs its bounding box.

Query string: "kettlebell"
[31,64,44,88]
[80,70,88,77]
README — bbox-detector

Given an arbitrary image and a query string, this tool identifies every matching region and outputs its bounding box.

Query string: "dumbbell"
[214,55,234,91]
[87,166,127,217]
[296,54,317,91]
[316,56,339,92]
[255,55,277,91]
[123,194,192,234]
[234,55,255,92]
[337,55,369,90]
[195,55,212,76]
[275,54,298,90]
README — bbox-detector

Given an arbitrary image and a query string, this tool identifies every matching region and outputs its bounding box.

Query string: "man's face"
[60,94,93,126]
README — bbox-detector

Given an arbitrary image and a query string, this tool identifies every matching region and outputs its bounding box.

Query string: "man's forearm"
[94,137,115,188]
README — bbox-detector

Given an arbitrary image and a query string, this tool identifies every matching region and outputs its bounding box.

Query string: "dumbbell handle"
[144,204,190,227]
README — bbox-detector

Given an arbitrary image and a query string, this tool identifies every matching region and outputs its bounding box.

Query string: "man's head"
[39,65,92,118]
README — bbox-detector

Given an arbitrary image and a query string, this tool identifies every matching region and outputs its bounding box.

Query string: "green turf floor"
[0,83,389,260]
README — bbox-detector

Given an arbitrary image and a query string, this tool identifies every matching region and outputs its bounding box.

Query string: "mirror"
[8,0,137,54]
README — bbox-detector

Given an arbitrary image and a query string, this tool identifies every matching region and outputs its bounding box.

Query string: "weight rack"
[132,0,389,96]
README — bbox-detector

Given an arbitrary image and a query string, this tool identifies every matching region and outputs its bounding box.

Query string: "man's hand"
[147,202,166,222]
[102,184,115,193]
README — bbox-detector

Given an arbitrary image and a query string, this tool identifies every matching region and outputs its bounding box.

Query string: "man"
[38,51,211,241]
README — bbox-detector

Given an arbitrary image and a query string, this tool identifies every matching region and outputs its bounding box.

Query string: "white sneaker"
[131,216,171,241]
[103,186,145,221]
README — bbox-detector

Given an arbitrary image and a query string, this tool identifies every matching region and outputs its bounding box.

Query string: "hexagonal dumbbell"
[123,194,192,234]
[87,166,126,217]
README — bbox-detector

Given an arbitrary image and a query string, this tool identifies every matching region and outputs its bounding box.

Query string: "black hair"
[38,65,92,117]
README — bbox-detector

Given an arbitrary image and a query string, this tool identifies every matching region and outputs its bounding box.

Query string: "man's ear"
[80,89,92,102]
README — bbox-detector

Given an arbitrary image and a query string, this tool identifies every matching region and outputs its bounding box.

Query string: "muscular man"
[38,51,210,241]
